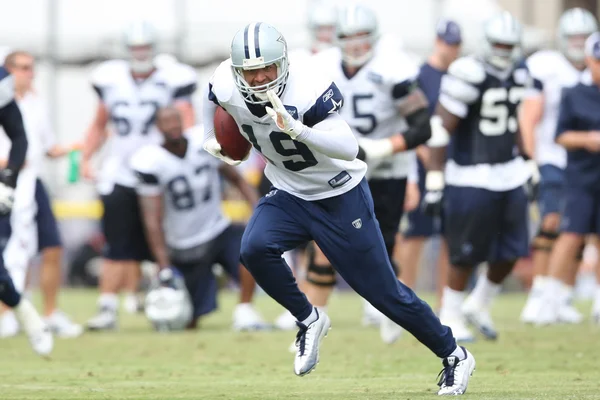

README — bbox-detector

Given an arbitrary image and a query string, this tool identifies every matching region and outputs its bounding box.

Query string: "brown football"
[214,107,251,161]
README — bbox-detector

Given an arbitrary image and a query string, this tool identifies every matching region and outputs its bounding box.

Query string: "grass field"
[1,290,599,400]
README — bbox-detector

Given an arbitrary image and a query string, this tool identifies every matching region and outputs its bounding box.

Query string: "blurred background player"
[519,8,598,325]
[397,19,462,309]
[81,20,198,330]
[423,12,538,342]
[536,32,600,326]
[0,50,82,338]
[303,3,434,344]
[0,61,53,356]
[131,107,267,330]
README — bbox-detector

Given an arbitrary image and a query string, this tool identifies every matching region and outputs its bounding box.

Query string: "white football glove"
[0,181,14,216]
[265,90,305,139]
[203,138,247,166]
[357,137,394,162]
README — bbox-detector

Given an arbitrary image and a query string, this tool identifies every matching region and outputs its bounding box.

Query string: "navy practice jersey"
[417,62,445,115]
[555,80,600,192]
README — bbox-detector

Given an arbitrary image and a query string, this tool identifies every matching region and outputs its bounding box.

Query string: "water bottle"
[67,150,80,184]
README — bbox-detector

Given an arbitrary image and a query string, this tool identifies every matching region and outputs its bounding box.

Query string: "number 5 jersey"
[206,58,367,201]
[91,59,198,193]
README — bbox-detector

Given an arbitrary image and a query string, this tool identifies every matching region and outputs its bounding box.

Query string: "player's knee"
[240,231,275,269]
[576,243,586,261]
[533,228,559,252]
[541,213,560,233]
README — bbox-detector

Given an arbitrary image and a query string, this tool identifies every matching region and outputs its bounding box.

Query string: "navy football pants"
[0,214,21,308]
[240,178,456,358]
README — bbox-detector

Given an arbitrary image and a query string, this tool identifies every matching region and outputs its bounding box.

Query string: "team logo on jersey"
[367,71,383,84]
[352,218,362,229]
[328,98,343,114]
[265,189,278,197]
[323,88,335,102]
[284,105,299,120]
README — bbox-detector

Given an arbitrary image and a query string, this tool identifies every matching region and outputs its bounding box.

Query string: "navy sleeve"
[207,83,220,106]
[302,82,344,127]
[555,87,574,139]
[1,100,28,171]
[391,78,418,100]
[135,170,160,185]
[173,82,197,99]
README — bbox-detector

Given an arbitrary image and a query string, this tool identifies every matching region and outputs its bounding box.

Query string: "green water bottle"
[67,149,81,184]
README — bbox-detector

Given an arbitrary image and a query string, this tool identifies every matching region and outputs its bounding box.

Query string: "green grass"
[0,290,599,399]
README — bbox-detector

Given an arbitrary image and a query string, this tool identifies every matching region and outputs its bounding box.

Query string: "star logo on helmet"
[328,98,343,114]
[276,35,287,51]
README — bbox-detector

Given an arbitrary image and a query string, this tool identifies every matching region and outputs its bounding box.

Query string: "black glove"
[421,171,444,217]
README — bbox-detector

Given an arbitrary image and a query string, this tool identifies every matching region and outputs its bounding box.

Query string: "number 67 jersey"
[440,56,540,191]
[207,59,367,201]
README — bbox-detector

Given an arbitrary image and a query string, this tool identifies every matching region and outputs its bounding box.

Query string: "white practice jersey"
[91,59,197,193]
[313,47,418,179]
[526,50,584,169]
[208,59,367,201]
[130,128,230,250]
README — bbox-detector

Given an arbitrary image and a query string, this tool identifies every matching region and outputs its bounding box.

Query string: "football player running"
[203,22,475,395]
[304,3,433,345]
[519,8,598,325]
[131,107,267,330]
[0,64,52,356]
[423,12,538,342]
[82,20,198,330]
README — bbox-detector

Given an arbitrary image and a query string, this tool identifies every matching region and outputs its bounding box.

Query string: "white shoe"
[437,346,476,395]
[86,307,118,331]
[46,310,84,338]
[294,309,331,376]
[380,316,403,344]
[557,304,583,324]
[275,310,297,331]
[535,300,559,326]
[441,317,475,343]
[123,293,143,314]
[462,303,498,341]
[0,310,20,338]
[14,299,53,357]
[232,303,270,331]
[362,299,383,327]
[520,293,543,324]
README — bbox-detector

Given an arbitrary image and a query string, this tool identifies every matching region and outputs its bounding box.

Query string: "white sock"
[440,287,466,319]
[315,305,328,314]
[98,293,118,311]
[530,275,548,296]
[301,307,318,326]
[561,284,576,306]
[593,284,600,312]
[449,345,467,361]
[469,274,501,309]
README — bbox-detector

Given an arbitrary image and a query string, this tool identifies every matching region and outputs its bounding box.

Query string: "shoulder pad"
[90,60,128,87]
[448,57,486,85]
[130,145,161,174]
[209,60,235,103]
[374,50,420,86]
[161,62,198,88]
[526,50,561,80]
[0,67,14,108]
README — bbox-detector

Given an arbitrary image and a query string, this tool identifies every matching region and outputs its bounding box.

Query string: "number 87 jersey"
[439,56,541,190]
[207,59,367,201]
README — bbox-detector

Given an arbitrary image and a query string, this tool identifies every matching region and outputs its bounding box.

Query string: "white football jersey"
[130,128,230,250]
[527,50,584,169]
[313,47,418,179]
[208,58,367,201]
[91,59,198,192]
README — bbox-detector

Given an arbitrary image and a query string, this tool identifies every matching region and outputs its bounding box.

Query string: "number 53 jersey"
[208,59,367,201]
[439,56,540,191]
[91,59,197,192]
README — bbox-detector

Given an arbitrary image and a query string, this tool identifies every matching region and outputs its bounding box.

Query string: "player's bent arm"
[138,193,171,269]
[81,103,110,162]
[556,131,597,151]
[219,164,259,207]
[518,94,544,159]
[0,100,28,174]
[295,113,358,161]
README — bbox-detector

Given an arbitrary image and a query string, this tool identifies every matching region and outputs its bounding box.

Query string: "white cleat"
[441,317,475,343]
[362,299,383,327]
[123,293,144,314]
[557,304,583,324]
[46,310,84,338]
[232,303,271,331]
[437,346,476,395]
[380,316,403,344]
[520,294,543,324]
[86,307,118,331]
[294,309,331,376]
[0,310,20,338]
[14,299,53,357]
[535,300,559,326]
[275,310,298,331]
[462,306,498,341]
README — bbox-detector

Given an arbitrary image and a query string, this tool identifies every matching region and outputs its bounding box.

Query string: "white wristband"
[425,170,445,191]
[427,116,450,147]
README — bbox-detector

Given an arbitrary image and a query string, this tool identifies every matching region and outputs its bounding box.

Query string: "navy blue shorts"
[172,224,245,319]
[560,188,600,235]
[35,179,62,250]
[100,184,152,261]
[368,178,406,258]
[404,159,441,238]
[444,185,529,267]
[538,164,565,219]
